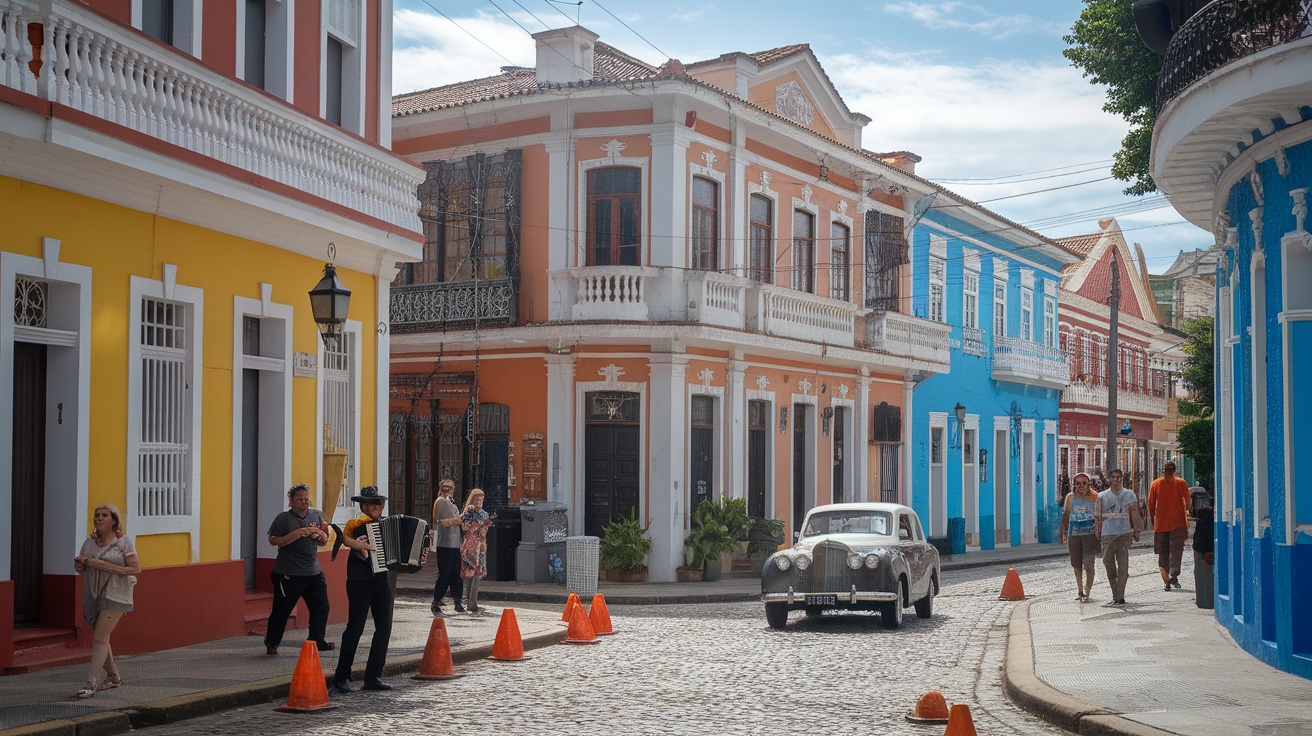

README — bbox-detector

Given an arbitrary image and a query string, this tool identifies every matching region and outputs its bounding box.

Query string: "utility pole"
[1106,248,1120,472]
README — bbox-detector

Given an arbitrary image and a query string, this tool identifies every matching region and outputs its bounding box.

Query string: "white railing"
[962,326,986,357]
[992,336,1069,388]
[553,266,655,321]
[755,286,857,346]
[0,0,422,233]
[863,311,952,365]
[1061,382,1169,417]
[685,270,747,329]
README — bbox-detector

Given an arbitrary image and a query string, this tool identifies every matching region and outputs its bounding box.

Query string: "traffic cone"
[413,618,464,681]
[998,567,1026,600]
[942,703,978,736]
[561,600,600,645]
[905,690,950,723]
[588,593,615,635]
[560,592,581,623]
[489,608,531,661]
[274,641,338,712]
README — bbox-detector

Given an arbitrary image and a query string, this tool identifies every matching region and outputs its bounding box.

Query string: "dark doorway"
[240,369,259,588]
[747,400,768,518]
[792,404,809,534]
[832,406,847,504]
[689,396,714,513]
[583,391,640,538]
[474,403,511,512]
[12,342,46,625]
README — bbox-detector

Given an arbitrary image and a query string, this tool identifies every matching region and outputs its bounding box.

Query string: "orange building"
[388,27,952,581]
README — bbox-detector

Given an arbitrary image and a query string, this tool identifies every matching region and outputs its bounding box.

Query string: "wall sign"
[293,352,317,378]
[980,448,989,483]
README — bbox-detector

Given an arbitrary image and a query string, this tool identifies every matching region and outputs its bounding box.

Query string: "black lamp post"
[308,263,351,347]
[953,402,967,425]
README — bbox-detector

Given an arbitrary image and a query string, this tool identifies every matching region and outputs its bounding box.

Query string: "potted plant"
[746,517,786,575]
[599,511,653,583]
[683,497,751,582]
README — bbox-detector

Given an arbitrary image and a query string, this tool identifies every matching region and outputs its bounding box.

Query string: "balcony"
[991,336,1068,389]
[961,326,986,357]
[390,279,517,334]
[548,266,858,346]
[0,0,422,234]
[1060,382,1170,418]
[862,311,952,366]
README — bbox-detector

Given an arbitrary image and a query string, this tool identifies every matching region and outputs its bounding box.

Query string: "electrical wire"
[416,0,517,67]
[933,159,1114,184]
[591,0,670,61]
[935,164,1112,186]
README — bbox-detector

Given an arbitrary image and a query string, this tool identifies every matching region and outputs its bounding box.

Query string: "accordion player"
[362,515,429,574]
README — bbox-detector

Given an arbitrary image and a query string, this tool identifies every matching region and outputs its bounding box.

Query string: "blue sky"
[391,0,1212,273]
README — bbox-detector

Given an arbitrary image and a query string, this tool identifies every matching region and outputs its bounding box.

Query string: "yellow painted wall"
[0,176,381,567]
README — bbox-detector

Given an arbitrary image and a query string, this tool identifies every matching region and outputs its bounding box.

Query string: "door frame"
[574,377,646,536]
[686,384,724,512]
[583,421,642,538]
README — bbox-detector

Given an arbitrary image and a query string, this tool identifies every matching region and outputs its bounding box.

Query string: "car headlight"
[847,553,863,569]
[864,553,879,568]
[773,555,792,571]
[794,554,811,571]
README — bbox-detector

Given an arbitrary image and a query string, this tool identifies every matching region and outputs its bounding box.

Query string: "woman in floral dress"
[460,489,494,613]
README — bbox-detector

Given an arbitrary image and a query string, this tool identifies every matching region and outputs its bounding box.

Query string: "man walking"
[430,478,464,616]
[264,483,333,656]
[1148,461,1192,591]
[1098,468,1141,606]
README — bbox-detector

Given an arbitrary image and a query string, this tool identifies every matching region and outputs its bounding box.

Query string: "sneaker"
[1170,575,1181,589]
[454,603,466,613]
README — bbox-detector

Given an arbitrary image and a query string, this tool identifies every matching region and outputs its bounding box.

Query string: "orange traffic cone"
[413,618,464,681]
[905,690,950,723]
[998,567,1026,600]
[942,703,978,736]
[561,600,600,645]
[274,641,338,712]
[588,593,614,636]
[560,592,581,623]
[489,608,531,661]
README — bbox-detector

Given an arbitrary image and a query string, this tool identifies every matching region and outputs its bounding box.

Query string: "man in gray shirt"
[264,483,332,655]
[1098,468,1142,606]
[430,478,464,616]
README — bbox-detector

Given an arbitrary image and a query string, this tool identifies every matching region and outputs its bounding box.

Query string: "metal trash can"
[485,506,521,581]
[516,502,568,584]
[566,535,600,599]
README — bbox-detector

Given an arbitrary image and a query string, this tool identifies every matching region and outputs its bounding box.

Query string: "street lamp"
[954,402,966,425]
[309,262,351,347]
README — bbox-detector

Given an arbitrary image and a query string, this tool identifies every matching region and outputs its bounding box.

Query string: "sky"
[390,0,1213,274]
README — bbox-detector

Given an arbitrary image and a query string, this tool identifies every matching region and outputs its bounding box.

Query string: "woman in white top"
[72,503,141,698]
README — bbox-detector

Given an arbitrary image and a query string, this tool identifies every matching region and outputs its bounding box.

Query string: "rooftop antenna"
[546,0,584,25]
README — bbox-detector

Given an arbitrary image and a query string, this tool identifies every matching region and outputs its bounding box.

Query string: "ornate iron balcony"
[390,278,517,333]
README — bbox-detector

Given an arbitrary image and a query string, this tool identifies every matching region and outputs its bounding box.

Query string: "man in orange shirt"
[1148,461,1192,591]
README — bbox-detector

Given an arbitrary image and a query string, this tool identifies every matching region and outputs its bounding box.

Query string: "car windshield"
[801,511,892,538]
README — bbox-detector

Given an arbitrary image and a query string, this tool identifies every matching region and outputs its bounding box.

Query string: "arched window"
[748,194,773,283]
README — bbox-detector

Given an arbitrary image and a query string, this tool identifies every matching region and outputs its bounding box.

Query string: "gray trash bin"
[566,535,599,599]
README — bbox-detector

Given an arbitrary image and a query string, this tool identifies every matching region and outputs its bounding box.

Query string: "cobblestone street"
[136,551,1175,736]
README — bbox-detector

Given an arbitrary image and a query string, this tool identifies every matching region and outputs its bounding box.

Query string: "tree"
[1175,316,1214,488]
[1063,0,1162,196]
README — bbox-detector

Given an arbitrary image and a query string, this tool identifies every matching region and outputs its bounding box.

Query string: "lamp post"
[309,263,351,348]
[953,403,966,450]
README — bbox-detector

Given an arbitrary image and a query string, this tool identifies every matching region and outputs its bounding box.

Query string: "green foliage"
[1177,418,1214,490]
[683,498,751,568]
[1178,316,1214,415]
[746,517,786,559]
[598,510,652,571]
[1063,0,1161,196]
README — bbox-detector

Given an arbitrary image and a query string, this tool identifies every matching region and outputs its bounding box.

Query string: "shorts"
[1068,534,1100,572]
[1154,527,1188,574]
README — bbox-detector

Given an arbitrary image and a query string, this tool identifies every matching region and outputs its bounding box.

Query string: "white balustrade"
[555,266,655,321]
[863,310,952,365]
[756,287,856,346]
[991,336,1069,388]
[0,0,422,233]
[1061,382,1169,417]
[686,271,746,329]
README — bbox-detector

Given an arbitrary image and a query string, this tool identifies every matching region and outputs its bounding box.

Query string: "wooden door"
[584,424,640,538]
[747,400,768,518]
[689,396,714,513]
[792,404,808,534]
[11,342,46,625]
[832,407,847,504]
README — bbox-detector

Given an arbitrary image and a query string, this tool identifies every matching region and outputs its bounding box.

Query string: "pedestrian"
[1060,472,1101,602]
[430,478,465,616]
[1097,468,1142,606]
[1148,461,1191,591]
[332,485,408,694]
[72,503,141,698]
[264,483,333,656]
[460,488,495,614]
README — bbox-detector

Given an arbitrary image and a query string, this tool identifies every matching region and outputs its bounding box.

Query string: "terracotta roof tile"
[748,43,810,66]
[1055,233,1100,257]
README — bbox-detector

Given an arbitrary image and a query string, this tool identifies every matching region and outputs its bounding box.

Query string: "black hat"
[350,485,387,504]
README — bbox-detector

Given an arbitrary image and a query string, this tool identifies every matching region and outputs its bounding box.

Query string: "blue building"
[907,201,1077,550]
[1137,1,1312,677]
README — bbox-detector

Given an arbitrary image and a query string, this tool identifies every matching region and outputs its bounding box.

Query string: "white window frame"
[132,0,203,57]
[993,276,1008,338]
[929,234,946,323]
[1043,297,1056,347]
[790,198,819,293]
[318,321,362,522]
[687,383,726,508]
[928,411,947,537]
[322,0,366,134]
[963,270,979,329]
[236,0,293,101]
[1020,288,1033,342]
[689,158,726,272]
[127,269,203,559]
[577,154,650,268]
[829,215,853,302]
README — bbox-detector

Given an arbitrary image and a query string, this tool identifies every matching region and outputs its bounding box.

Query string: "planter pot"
[675,566,704,583]
[613,566,647,583]
[750,557,765,576]
[702,557,723,582]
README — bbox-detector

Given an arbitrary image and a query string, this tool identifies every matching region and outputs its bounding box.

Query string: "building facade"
[388,26,954,581]
[0,1,422,670]
[1138,0,1312,678]
[907,206,1075,550]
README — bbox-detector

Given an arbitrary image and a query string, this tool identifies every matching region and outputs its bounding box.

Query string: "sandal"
[99,674,122,691]
[75,680,97,699]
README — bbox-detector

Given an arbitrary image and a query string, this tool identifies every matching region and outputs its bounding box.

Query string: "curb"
[1003,598,1177,736]
[395,588,761,605]
[2,624,564,736]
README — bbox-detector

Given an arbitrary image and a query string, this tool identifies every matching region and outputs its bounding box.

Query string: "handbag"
[103,573,137,606]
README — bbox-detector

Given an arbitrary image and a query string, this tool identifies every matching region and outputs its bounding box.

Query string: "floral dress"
[460,510,493,580]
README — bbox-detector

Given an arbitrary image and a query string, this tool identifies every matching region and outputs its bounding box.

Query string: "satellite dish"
[904,192,938,240]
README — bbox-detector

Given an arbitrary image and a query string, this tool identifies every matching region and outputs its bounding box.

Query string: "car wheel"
[765,603,789,629]
[881,585,903,629]
[804,606,823,617]
[914,588,934,619]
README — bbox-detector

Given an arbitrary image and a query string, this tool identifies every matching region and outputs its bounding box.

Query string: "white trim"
[1281,232,1312,541]
[745,184,779,284]
[1219,284,1236,521]
[928,411,947,537]
[376,276,391,498]
[689,156,728,271]
[962,416,979,542]
[1251,253,1269,538]
[577,153,650,268]
[993,416,1011,546]
[686,386,724,507]
[236,0,293,101]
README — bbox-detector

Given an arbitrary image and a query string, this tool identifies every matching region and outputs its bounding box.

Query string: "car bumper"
[761,587,898,604]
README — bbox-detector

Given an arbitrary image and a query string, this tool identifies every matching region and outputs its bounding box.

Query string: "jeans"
[1102,533,1133,602]
[432,546,463,608]
[264,572,330,649]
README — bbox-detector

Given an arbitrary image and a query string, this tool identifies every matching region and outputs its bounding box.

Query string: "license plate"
[805,595,836,606]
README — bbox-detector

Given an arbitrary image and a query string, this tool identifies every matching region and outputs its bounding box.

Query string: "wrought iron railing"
[1156,0,1312,112]
[390,279,517,333]
[961,326,986,357]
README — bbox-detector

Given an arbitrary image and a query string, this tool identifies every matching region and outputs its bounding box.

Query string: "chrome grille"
[799,541,851,592]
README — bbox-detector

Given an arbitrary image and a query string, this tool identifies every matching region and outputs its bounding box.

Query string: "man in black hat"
[331,485,398,693]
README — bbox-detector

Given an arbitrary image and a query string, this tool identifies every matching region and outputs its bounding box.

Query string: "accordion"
[364,515,429,574]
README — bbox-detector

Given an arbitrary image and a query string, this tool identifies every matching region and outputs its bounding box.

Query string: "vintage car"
[761,502,940,629]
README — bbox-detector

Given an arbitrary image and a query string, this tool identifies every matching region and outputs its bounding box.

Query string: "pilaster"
[650,128,692,268]
[647,354,689,581]
[545,354,576,505]
[726,360,747,503]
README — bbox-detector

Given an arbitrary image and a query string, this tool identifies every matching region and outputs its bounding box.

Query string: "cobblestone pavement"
[138,552,1163,736]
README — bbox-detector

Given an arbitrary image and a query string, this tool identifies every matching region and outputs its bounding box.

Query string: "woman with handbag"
[72,503,140,698]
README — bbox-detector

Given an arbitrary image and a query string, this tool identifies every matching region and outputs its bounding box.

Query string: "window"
[1021,289,1033,341]
[137,297,193,518]
[1044,297,1055,347]
[143,0,174,45]
[323,0,362,131]
[1082,333,1092,376]
[864,210,906,310]
[963,272,979,329]
[830,222,850,301]
[323,330,357,510]
[748,195,773,283]
[691,177,719,270]
[140,0,198,55]
[928,254,945,323]
[244,0,267,89]
[325,36,344,126]
[792,210,815,293]
[1096,335,1107,384]
[411,151,520,284]
[588,167,642,266]
[993,283,1006,337]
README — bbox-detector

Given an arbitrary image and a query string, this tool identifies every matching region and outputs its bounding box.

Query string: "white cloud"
[669,6,712,22]
[882,1,1066,40]
[392,9,537,94]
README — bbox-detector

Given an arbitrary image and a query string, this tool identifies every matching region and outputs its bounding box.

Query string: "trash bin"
[928,536,952,558]
[948,517,966,555]
[1191,488,1214,609]
[516,502,568,584]
[566,535,599,599]
[485,506,521,582]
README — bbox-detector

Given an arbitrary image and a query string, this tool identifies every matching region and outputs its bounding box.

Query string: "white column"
[375,273,394,495]
[726,360,747,502]
[546,139,571,272]
[728,120,748,276]
[648,355,688,582]
[545,355,576,507]
[649,127,692,268]
[855,368,871,501]
[902,377,915,506]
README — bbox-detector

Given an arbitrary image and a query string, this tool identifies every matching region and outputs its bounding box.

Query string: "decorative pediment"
[775,81,815,125]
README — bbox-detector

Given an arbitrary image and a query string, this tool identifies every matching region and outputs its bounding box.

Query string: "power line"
[509,0,552,29]
[933,159,1114,183]
[590,0,670,61]
[417,0,517,67]
[973,176,1115,204]
[544,0,583,25]
[934,165,1110,186]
